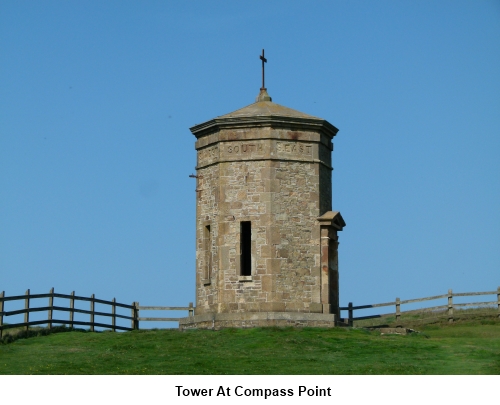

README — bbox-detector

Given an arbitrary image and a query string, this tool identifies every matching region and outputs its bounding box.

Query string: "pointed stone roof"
[317,211,346,230]
[218,100,320,120]
[190,89,338,139]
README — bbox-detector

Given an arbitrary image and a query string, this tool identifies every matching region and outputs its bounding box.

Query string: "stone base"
[178,312,337,330]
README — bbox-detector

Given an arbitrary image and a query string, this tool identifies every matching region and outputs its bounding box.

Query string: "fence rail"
[137,304,194,325]
[0,288,139,337]
[340,287,500,327]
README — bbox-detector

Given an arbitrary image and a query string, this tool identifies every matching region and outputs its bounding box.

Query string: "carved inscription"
[277,142,312,155]
[199,141,314,164]
[198,145,218,165]
[226,143,263,154]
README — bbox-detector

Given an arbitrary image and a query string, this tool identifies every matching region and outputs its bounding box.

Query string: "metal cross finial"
[260,49,267,90]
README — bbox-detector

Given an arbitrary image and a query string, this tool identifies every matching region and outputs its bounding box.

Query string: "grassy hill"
[1,317,499,375]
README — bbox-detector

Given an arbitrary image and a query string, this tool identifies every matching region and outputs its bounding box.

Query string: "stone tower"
[180,87,345,329]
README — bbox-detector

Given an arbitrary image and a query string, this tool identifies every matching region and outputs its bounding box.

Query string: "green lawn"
[1,319,499,374]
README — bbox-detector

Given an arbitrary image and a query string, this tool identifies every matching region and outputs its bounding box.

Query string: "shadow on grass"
[1,325,90,345]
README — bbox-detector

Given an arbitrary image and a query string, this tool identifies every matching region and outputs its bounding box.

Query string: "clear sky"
[1,1,499,326]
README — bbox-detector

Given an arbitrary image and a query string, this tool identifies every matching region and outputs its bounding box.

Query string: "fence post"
[24,289,30,332]
[131,302,137,330]
[130,302,134,330]
[90,294,95,332]
[112,298,116,332]
[448,289,453,323]
[497,286,500,319]
[348,302,353,327]
[48,287,54,329]
[69,291,75,329]
[188,302,194,317]
[135,302,140,330]
[395,297,401,325]
[0,291,4,339]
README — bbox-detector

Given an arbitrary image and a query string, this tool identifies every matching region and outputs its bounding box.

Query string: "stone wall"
[194,126,336,316]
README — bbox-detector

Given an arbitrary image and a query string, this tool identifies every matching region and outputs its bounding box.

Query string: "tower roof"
[190,90,338,139]
[218,100,320,120]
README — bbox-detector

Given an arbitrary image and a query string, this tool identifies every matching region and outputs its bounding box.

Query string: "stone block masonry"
[185,92,345,328]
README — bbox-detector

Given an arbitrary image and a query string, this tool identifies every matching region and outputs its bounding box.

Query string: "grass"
[353,307,499,329]
[1,316,499,374]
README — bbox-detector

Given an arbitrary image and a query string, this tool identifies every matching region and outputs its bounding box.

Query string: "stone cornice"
[190,115,339,139]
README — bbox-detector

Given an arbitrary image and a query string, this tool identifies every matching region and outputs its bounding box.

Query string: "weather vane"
[260,49,267,90]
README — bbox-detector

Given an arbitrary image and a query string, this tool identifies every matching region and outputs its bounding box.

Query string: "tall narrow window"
[240,221,251,276]
[204,225,211,280]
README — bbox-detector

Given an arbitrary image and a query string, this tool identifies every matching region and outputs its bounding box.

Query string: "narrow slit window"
[240,221,251,276]
[204,225,211,280]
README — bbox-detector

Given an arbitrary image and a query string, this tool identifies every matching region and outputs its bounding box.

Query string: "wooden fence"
[137,303,194,327]
[0,288,139,337]
[340,287,500,327]
[3,287,498,335]
[0,289,195,337]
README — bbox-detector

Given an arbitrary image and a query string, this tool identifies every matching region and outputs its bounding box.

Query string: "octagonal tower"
[180,88,345,329]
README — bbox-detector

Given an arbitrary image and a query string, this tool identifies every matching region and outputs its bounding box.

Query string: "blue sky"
[1,1,499,326]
